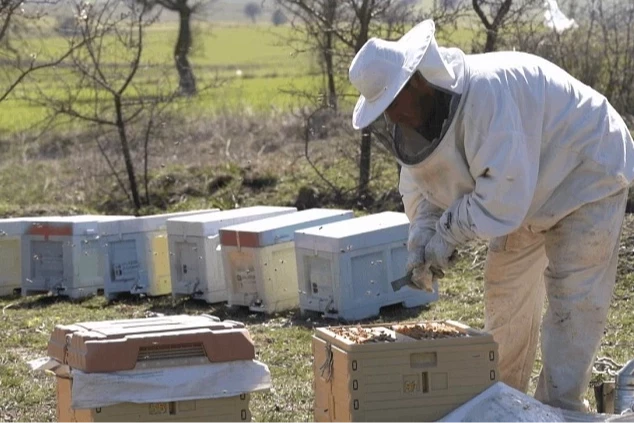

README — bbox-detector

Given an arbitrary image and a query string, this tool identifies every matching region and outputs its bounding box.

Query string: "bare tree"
[136,0,215,96]
[277,0,469,199]
[271,8,288,26]
[22,0,179,213]
[507,0,634,116]
[244,1,262,23]
[471,0,541,52]
[0,0,88,103]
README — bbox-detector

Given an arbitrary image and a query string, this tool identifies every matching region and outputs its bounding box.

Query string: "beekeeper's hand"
[405,225,444,292]
[424,233,458,270]
[405,225,435,274]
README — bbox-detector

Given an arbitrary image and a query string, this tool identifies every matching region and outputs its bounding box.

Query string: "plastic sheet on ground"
[439,382,634,422]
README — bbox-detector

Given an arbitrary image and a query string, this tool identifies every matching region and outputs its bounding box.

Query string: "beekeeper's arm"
[426,84,541,266]
[399,166,444,272]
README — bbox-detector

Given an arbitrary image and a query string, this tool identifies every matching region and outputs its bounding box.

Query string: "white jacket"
[399,42,634,246]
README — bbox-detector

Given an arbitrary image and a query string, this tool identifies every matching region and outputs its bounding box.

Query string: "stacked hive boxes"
[295,211,438,321]
[101,209,218,300]
[312,320,499,422]
[219,208,354,313]
[47,314,270,422]
[167,206,297,303]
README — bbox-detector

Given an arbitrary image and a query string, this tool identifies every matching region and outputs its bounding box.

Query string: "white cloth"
[70,360,271,409]
[397,25,634,412]
[439,382,634,422]
[28,356,272,409]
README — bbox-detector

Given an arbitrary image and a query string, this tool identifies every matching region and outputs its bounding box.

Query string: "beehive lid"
[218,208,354,248]
[114,209,220,235]
[294,211,409,253]
[314,320,496,352]
[166,206,297,238]
[25,214,133,238]
[0,217,56,236]
[48,314,256,373]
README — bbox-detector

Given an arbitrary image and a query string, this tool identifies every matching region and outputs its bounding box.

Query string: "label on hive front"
[236,267,256,290]
[148,402,171,416]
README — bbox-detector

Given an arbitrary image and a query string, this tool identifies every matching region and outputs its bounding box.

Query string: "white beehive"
[167,206,297,303]
[0,217,61,297]
[219,208,355,314]
[21,214,133,299]
[294,211,439,321]
[101,209,219,300]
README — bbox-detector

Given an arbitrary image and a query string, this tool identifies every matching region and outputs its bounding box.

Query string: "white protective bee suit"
[348,20,634,411]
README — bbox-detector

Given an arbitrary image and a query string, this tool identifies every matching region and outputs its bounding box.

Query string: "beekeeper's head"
[348,19,461,166]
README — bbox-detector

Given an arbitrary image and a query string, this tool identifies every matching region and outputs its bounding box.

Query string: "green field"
[0,22,327,133]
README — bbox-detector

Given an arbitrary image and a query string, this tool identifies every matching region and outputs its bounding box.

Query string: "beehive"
[48,314,268,422]
[0,217,47,297]
[101,209,218,300]
[294,211,438,321]
[167,206,297,303]
[47,314,256,372]
[219,208,354,313]
[20,214,132,299]
[312,320,499,422]
[56,377,252,422]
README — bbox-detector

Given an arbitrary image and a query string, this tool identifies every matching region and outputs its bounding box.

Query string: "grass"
[1,224,633,421]
[0,254,483,422]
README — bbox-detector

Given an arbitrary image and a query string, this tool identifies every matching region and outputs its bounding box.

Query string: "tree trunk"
[359,128,371,198]
[114,95,141,213]
[355,0,372,198]
[324,0,337,110]
[175,3,196,96]
[484,30,497,52]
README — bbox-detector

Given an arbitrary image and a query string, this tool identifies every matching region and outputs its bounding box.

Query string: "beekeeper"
[348,19,634,412]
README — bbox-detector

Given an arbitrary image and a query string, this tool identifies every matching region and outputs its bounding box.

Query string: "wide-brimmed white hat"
[349,19,435,130]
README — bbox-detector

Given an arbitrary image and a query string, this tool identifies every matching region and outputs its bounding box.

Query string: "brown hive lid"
[48,314,255,373]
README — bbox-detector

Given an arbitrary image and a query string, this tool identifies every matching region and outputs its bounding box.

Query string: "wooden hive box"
[294,211,438,321]
[0,217,40,297]
[48,314,265,422]
[101,209,218,301]
[20,214,133,299]
[219,208,354,314]
[166,206,297,304]
[56,375,252,422]
[312,320,499,422]
[47,314,255,372]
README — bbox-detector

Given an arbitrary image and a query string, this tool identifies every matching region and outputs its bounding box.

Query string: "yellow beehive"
[56,375,252,422]
[312,320,499,422]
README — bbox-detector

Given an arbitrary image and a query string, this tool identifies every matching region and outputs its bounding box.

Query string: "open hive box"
[312,320,499,422]
[47,314,269,422]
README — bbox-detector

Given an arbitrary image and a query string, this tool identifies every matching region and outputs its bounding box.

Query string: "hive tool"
[390,265,444,293]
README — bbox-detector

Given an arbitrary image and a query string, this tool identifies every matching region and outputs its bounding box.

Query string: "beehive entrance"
[137,343,206,362]
[31,241,64,284]
[109,240,139,283]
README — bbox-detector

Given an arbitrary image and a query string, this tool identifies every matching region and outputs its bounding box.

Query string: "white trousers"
[483,188,628,412]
